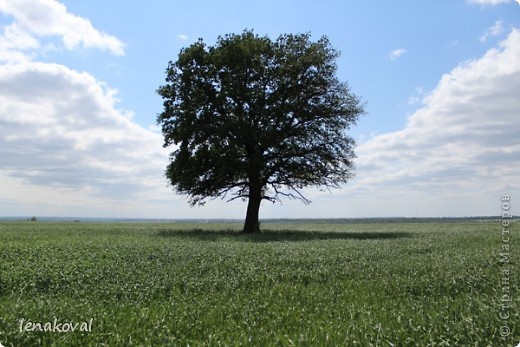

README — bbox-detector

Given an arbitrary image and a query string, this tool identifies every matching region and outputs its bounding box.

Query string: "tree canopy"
[157,30,364,233]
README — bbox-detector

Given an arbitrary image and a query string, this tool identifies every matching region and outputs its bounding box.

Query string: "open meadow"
[0,220,518,346]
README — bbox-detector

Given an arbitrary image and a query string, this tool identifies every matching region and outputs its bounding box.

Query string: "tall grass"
[0,221,517,346]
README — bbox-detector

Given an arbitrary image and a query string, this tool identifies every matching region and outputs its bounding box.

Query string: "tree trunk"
[243,184,262,233]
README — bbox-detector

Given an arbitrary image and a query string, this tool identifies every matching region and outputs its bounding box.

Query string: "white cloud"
[0,62,172,215]
[0,0,124,62]
[407,87,425,105]
[177,34,189,41]
[387,48,407,61]
[480,20,505,42]
[0,23,40,62]
[467,0,512,5]
[347,28,520,216]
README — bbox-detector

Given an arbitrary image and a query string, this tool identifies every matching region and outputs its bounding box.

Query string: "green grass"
[0,220,518,346]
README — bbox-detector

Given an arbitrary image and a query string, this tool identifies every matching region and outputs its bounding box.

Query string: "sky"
[0,0,519,219]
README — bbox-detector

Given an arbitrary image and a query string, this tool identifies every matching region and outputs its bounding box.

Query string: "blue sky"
[0,0,519,219]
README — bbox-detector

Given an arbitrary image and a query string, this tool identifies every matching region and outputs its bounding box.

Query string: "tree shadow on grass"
[155,229,412,243]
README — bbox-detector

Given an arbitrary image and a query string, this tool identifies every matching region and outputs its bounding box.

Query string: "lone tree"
[157,31,364,233]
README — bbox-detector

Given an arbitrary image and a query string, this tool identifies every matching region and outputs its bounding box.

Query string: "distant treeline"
[0,216,516,223]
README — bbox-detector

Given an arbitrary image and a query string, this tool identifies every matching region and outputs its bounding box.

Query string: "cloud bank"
[0,0,175,217]
[0,62,171,214]
[343,29,520,217]
[0,0,518,218]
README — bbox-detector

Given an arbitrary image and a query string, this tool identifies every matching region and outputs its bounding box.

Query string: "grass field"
[0,220,518,346]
